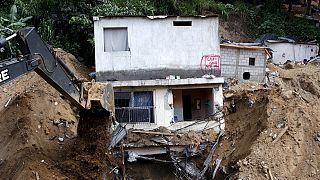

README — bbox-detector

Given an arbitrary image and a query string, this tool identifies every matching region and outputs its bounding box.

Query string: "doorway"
[183,96,192,120]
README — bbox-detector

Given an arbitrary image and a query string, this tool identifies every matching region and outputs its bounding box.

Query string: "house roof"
[93,15,219,21]
[220,43,269,51]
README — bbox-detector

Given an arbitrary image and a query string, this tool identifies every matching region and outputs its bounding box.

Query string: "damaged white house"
[265,40,319,64]
[93,16,224,132]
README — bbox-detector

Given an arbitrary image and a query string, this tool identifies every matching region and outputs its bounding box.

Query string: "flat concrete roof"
[110,77,224,87]
[93,15,219,21]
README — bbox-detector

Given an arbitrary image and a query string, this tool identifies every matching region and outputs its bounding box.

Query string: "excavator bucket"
[84,81,115,115]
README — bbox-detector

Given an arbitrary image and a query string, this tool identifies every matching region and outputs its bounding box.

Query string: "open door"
[183,95,192,120]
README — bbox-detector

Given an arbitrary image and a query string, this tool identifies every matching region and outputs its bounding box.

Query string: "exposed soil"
[0,50,118,179]
[212,64,320,179]
[219,13,253,42]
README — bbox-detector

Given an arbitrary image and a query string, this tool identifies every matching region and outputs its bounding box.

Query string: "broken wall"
[220,47,266,82]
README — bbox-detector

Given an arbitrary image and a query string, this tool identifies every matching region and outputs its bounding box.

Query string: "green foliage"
[92,0,155,16]
[1,0,319,64]
[0,4,32,34]
[0,2,32,59]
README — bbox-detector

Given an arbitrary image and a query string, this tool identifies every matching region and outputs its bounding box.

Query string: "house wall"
[266,42,319,64]
[220,47,266,82]
[94,16,220,81]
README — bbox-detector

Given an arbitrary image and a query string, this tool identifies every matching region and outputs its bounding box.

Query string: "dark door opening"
[183,96,192,120]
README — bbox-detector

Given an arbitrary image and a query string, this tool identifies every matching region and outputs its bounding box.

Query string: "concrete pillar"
[213,84,223,113]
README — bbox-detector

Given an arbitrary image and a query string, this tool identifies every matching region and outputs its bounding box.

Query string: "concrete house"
[94,16,224,131]
[220,43,270,82]
[265,40,319,64]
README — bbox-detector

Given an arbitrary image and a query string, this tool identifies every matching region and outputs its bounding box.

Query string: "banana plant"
[0,4,32,58]
[0,4,32,35]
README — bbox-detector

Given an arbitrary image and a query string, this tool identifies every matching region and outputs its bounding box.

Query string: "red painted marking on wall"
[200,54,221,74]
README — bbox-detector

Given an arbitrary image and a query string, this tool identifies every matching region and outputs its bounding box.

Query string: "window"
[173,21,192,26]
[249,57,255,66]
[104,27,129,52]
[115,91,154,124]
[243,72,250,80]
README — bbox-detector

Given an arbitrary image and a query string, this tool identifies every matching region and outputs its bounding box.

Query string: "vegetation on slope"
[0,0,319,64]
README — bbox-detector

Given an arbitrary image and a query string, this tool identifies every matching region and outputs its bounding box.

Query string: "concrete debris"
[272,126,289,144]
[109,124,127,149]
[315,133,320,142]
[275,120,286,129]
[53,119,60,125]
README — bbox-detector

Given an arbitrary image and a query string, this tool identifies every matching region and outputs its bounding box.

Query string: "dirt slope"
[0,50,116,179]
[215,64,320,179]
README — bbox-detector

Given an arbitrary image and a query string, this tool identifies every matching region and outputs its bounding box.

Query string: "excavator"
[0,27,114,117]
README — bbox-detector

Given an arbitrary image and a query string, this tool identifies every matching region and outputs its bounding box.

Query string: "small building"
[220,43,269,82]
[93,16,224,132]
[265,40,319,64]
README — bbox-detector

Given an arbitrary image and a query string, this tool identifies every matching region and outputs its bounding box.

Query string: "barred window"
[115,91,154,124]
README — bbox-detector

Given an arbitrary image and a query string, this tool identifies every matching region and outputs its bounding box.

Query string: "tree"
[306,0,312,15]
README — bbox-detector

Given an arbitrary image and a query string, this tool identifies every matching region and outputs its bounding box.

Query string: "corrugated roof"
[220,43,269,51]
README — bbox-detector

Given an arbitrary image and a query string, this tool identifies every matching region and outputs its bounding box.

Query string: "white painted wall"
[266,42,319,64]
[94,16,220,74]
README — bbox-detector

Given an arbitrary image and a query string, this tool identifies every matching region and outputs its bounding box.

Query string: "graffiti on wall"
[200,54,221,75]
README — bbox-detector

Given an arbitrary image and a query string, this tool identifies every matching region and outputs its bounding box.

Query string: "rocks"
[284,62,295,69]
[53,119,60,125]
[58,137,64,142]
[281,89,293,100]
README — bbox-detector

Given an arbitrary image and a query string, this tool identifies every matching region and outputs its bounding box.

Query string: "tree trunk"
[288,0,292,12]
[306,0,312,15]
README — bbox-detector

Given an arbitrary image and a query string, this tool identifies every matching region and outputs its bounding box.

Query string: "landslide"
[214,64,320,179]
[0,49,117,179]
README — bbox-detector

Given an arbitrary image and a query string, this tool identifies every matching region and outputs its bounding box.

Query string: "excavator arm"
[0,27,114,115]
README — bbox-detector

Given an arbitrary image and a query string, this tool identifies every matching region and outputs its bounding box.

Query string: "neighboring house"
[94,16,224,132]
[220,43,269,82]
[265,40,319,64]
